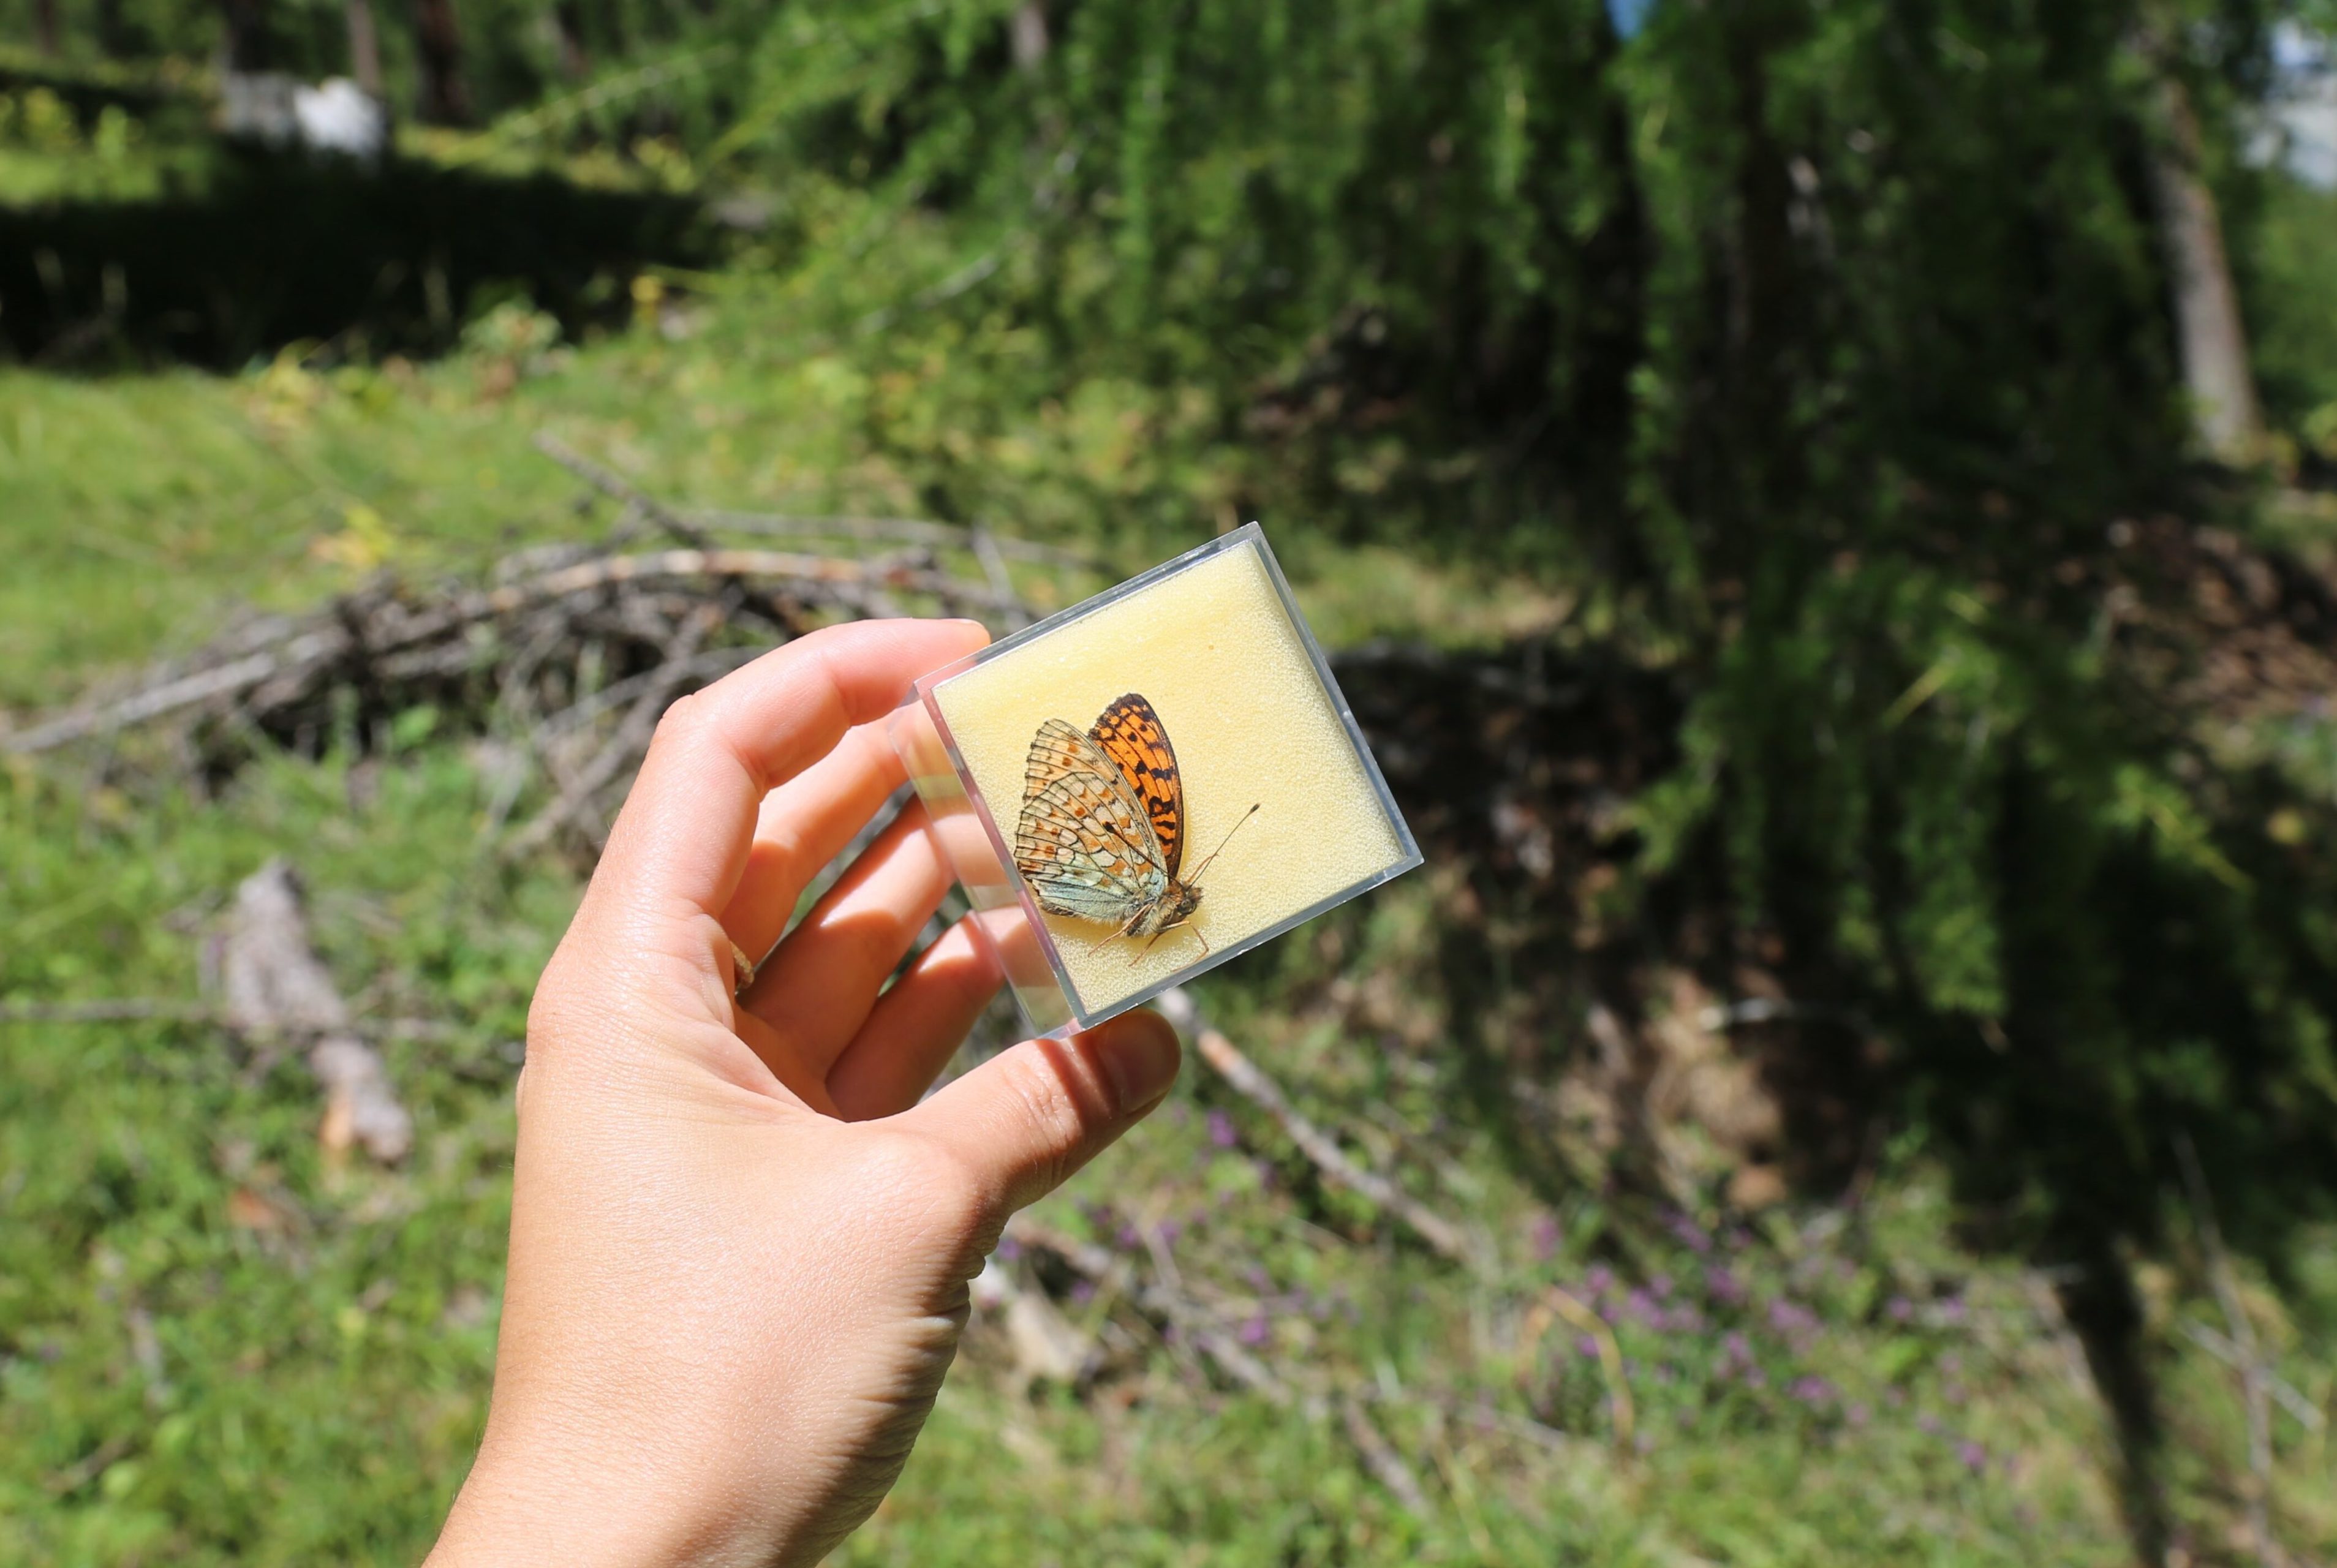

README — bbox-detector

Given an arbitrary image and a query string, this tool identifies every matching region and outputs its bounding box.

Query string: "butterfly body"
[1014,693,1237,950]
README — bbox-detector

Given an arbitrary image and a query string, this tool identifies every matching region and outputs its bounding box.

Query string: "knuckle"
[652,687,713,746]
[991,1049,1097,1195]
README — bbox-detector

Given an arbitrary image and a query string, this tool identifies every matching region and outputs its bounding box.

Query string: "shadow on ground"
[0,146,712,368]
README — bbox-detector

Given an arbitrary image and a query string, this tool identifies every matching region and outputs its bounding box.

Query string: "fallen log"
[221,860,412,1164]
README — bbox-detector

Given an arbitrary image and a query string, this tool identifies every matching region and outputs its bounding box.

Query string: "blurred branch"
[1156,987,1479,1270]
[2181,1321,2325,1433]
[3,445,1049,815]
[1340,1393,1431,1515]
[532,432,717,549]
[441,45,733,167]
[1008,1218,1287,1403]
[2176,1133,2278,1566]
[222,861,411,1164]
[1516,1286,1636,1456]
[693,508,1098,570]
[1008,1217,1433,1515]
[505,601,720,855]
[0,996,461,1042]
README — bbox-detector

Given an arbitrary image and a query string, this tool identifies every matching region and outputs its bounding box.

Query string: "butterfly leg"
[1133,921,1208,965]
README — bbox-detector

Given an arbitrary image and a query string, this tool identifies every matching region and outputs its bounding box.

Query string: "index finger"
[588,617,986,919]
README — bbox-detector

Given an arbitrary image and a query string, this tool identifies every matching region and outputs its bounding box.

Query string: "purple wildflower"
[1666,1304,1707,1334]
[1705,1266,1746,1306]
[1577,1335,1602,1360]
[1938,1295,1968,1326]
[1207,1109,1238,1148]
[1916,1412,1944,1436]
[1626,1288,1662,1326]
[1585,1263,1615,1296]
[1846,1401,1871,1428]
[1530,1213,1563,1261]
[1070,1279,1097,1305]
[1743,1365,1768,1389]
[995,1236,1022,1262]
[1154,1219,1182,1246]
[1667,1212,1715,1254]
[1724,1330,1753,1365]
[1650,1272,1674,1300]
[1957,1440,1987,1475]
[1789,1375,1833,1406]
[1768,1298,1820,1336]
[1887,1295,1914,1322]
[1238,1314,1270,1348]
[1116,1224,1139,1248]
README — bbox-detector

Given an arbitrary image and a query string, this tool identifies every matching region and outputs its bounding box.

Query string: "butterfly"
[1013,693,1258,957]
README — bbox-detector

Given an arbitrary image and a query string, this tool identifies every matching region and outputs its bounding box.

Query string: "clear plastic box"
[889,523,1421,1037]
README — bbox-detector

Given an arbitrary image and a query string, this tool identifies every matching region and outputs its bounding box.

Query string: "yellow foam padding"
[933,537,1405,1014]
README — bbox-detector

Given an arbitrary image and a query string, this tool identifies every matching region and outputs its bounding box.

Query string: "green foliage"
[0,750,557,1564]
[9,740,2330,1559]
[10,0,2337,1553]
[643,0,2337,1270]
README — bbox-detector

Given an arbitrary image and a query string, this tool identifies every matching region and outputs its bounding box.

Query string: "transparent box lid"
[889,523,1421,1037]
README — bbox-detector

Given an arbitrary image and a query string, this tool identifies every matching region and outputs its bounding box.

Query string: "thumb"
[906,1008,1181,1215]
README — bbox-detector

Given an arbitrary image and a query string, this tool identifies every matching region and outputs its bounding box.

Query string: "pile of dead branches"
[0,437,1085,853]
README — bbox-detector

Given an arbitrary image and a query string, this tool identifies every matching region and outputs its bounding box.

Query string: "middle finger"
[741,803,951,1077]
[719,721,908,968]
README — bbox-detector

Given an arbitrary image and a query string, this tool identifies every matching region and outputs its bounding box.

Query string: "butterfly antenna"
[1182,803,1261,886]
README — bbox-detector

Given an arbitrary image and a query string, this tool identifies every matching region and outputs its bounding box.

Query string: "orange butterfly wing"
[1089,693,1187,881]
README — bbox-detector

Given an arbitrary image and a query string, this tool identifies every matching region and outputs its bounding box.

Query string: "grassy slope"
[4,309,2335,1564]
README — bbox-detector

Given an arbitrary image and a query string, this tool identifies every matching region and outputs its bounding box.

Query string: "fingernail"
[1094,1009,1181,1114]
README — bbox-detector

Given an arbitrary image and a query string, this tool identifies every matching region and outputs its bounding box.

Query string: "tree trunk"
[412,0,474,125]
[2147,67,2263,462]
[1011,1,1049,71]
[551,0,589,81]
[345,0,383,97]
[31,0,59,55]
[219,0,271,72]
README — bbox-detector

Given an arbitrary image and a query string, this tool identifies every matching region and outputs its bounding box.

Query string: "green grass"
[3,219,2335,1564]
[6,734,2334,1563]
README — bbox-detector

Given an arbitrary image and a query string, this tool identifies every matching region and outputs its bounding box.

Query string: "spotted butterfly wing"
[1088,693,1187,880]
[1013,718,1170,925]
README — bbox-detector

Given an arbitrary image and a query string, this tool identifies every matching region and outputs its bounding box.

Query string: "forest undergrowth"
[12,10,2337,1560]
[2,293,2333,1564]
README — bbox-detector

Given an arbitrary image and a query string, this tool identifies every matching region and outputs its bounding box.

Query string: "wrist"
[426,1427,779,1568]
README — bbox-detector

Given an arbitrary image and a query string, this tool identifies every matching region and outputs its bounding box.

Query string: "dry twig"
[1,440,1054,869]
[1155,986,1478,1269]
[2182,1321,2327,1433]
[1341,1392,1432,1514]
[1006,1218,1438,1517]
[1515,1284,1636,1455]
[2177,1133,2280,1567]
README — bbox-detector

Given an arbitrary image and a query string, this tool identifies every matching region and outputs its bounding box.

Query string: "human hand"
[426,619,1182,1567]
